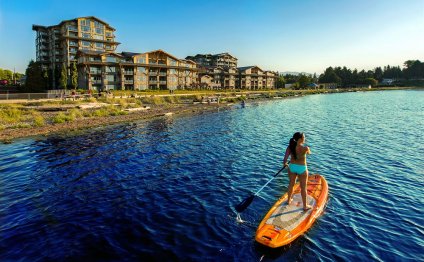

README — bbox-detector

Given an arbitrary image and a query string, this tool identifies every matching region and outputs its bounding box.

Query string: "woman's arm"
[283,146,291,167]
[305,146,311,154]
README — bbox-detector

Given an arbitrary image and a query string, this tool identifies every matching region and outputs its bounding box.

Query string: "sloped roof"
[61,16,116,30]
[214,52,237,59]
[238,65,263,72]
[143,49,181,61]
[120,51,142,57]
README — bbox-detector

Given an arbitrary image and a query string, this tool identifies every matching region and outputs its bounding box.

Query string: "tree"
[403,60,423,79]
[71,61,78,89]
[373,67,383,81]
[364,78,378,87]
[319,67,341,85]
[276,75,286,88]
[25,60,46,92]
[298,74,312,89]
[59,63,68,89]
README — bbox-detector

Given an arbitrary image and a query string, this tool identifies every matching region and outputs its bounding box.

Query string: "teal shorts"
[289,163,308,175]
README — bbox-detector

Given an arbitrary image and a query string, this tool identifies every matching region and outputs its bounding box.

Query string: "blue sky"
[0,0,423,74]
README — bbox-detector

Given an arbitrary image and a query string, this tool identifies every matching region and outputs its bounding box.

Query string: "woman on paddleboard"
[282,132,312,211]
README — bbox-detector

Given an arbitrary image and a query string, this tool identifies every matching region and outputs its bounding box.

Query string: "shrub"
[52,112,73,124]
[0,106,23,124]
[68,108,83,119]
[33,115,45,127]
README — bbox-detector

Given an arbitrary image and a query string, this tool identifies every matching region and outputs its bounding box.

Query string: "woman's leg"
[287,169,297,205]
[299,170,311,210]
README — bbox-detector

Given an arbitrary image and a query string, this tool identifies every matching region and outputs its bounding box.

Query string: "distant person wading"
[283,132,312,211]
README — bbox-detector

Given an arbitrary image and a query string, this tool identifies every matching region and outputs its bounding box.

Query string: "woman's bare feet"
[303,205,312,211]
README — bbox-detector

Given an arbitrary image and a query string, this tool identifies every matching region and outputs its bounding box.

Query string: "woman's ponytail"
[289,132,304,160]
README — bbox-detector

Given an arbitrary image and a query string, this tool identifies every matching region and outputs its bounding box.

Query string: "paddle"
[235,165,288,213]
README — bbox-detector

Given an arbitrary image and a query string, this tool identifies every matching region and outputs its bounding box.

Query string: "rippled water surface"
[1,90,423,261]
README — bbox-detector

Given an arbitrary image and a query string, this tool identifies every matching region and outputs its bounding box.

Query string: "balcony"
[159,81,167,85]
[149,80,158,84]
[149,72,158,76]
[123,71,134,75]
[159,72,167,76]
[124,80,134,84]
[91,80,102,84]
[90,71,102,75]
[68,26,78,32]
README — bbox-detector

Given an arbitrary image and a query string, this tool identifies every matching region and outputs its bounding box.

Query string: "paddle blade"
[235,195,255,213]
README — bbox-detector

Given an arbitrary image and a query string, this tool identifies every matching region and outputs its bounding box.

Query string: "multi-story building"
[189,52,277,89]
[77,49,198,91]
[33,16,275,90]
[186,53,238,69]
[33,16,119,88]
[238,66,277,90]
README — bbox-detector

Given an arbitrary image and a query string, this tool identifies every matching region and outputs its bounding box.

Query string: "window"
[106,56,117,63]
[82,41,90,46]
[137,57,146,64]
[82,33,91,38]
[89,56,101,62]
[169,69,176,74]
[94,21,104,28]
[106,66,116,73]
[169,58,177,66]
[94,35,104,40]
[95,42,103,48]
[137,67,146,73]
[80,19,90,26]
[95,28,104,35]
[81,26,90,32]
[106,75,116,82]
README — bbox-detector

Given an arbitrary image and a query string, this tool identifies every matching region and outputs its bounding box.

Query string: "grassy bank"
[1,86,421,142]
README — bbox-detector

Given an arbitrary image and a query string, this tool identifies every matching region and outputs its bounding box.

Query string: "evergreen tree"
[24,60,46,92]
[374,67,383,81]
[71,61,78,89]
[276,75,286,88]
[59,63,68,89]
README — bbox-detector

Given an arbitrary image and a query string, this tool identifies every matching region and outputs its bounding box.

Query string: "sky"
[0,0,423,74]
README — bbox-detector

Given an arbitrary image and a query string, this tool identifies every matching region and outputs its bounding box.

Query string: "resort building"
[238,66,277,90]
[32,16,119,88]
[33,16,276,90]
[190,54,277,89]
[77,49,198,91]
[185,53,238,69]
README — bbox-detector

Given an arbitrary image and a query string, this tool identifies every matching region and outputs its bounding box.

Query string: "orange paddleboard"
[255,174,328,248]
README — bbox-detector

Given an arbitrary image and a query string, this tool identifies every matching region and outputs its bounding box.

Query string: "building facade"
[189,53,277,89]
[238,66,276,90]
[186,53,238,69]
[33,17,276,90]
[77,49,198,91]
[33,16,119,88]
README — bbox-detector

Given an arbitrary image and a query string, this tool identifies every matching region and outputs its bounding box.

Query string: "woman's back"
[291,145,309,165]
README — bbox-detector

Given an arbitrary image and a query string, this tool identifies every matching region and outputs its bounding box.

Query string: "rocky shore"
[0,103,229,143]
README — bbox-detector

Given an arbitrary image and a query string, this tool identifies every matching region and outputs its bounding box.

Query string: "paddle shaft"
[253,166,286,196]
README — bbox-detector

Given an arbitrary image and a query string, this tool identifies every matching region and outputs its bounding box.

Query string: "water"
[1,90,423,261]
